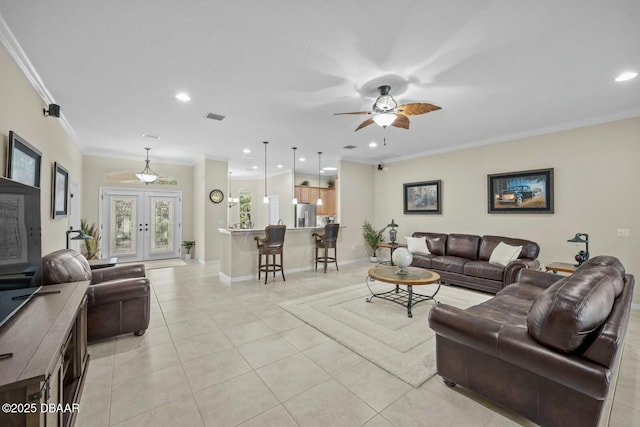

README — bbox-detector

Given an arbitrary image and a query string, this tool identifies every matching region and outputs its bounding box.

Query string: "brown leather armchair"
[40,249,150,342]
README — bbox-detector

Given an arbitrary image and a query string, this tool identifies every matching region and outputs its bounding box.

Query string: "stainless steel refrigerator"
[295,204,317,227]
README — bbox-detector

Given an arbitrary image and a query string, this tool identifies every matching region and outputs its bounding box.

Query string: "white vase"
[185,253,192,260]
[369,256,378,263]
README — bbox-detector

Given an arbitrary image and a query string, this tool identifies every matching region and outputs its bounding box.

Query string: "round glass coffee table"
[366,266,441,318]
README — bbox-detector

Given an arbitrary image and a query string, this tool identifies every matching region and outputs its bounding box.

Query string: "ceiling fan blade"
[333,111,373,115]
[391,115,410,129]
[395,103,441,116]
[355,118,375,131]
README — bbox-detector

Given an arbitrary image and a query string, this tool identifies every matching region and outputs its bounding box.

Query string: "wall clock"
[209,189,224,204]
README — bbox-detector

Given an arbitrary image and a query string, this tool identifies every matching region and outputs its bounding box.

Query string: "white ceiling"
[1,1,638,178]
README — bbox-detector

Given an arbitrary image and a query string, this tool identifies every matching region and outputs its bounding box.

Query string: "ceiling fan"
[334,85,441,131]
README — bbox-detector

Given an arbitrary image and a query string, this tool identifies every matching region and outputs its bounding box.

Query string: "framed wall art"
[488,168,554,214]
[7,131,42,188]
[52,162,69,218]
[403,180,441,214]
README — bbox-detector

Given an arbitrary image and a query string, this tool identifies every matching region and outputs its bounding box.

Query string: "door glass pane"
[150,197,173,253]
[110,196,137,256]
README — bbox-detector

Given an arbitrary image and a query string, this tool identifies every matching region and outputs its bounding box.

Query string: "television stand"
[0,281,89,427]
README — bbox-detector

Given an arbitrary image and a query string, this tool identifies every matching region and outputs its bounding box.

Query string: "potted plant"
[300,180,310,186]
[362,220,387,262]
[80,219,101,260]
[182,240,196,259]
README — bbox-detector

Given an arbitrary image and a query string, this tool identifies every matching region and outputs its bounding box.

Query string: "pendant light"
[316,151,323,206]
[135,147,158,185]
[263,141,269,204]
[292,147,298,205]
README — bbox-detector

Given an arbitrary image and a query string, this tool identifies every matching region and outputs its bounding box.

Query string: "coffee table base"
[366,277,441,318]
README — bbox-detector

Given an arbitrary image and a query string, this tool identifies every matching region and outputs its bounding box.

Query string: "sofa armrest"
[516,268,561,289]
[428,303,610,399]
[503,258,540,285]
[86,277,150,306]
[91,264,146,284]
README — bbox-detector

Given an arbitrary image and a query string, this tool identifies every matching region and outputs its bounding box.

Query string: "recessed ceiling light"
[277,164,283,168]
[369,142,377,148]
[299,157,306,162]
[323,166,337,171]
[175,92,191,102]
[252,165,258,170]
[615,71,638,82]
[243,148,251,154]
[320,170,325,174]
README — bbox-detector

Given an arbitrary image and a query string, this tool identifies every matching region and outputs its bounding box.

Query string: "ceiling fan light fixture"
[615,71,638,82]
[373,113,396,127]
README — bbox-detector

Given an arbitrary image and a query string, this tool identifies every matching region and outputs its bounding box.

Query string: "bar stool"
[312,223,340,273]
[255,225,286,284]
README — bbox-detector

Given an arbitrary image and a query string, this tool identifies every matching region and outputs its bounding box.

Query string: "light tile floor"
[76,261,640,426]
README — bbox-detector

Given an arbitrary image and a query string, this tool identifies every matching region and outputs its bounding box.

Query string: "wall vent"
[204,112,226,121]
[343,145,357,149]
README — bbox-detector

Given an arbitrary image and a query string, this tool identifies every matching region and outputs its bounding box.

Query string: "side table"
[88,257,118,270]
[376,243,407,265]
[545,262,578,274]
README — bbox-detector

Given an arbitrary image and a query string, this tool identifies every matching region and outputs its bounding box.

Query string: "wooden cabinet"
[317,188,336,216]
[295,185,312,204]
[0,281,89,427]
[295,186,336,215]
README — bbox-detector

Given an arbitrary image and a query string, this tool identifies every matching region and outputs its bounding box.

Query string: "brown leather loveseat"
[428,255,634,427]
[409,232,540,293]
[40,249,151,342]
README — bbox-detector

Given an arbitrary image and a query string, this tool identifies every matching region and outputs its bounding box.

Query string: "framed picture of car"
[488,168,554,214]
[403,180,441,214]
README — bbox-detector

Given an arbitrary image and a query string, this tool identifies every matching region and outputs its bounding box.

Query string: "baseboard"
[220,257,371,283]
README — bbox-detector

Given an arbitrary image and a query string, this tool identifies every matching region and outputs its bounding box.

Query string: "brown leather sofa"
[40,249,151,342]
[410,232,540,293]
[428,255,634,427]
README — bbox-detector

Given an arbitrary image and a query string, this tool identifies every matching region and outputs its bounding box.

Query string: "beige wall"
[191,158,228,262]
[0,44,83,254]
[82,155,195,253]
[373,117,640,304]
[337,160,376,261]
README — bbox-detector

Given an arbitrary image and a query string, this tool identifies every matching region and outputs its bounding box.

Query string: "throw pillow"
[489,241,522,266]
[405,236,430,255]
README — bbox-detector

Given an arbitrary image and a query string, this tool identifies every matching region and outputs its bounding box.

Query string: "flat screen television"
[0,177,42,328]
[0,176,41,277]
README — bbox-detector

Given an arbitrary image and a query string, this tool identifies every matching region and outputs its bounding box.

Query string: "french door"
[100,188,182,262]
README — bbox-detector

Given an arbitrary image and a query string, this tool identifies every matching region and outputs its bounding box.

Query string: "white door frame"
[99,187,182,262]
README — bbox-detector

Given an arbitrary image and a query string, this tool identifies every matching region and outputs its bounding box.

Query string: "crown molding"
[0,14,81,147]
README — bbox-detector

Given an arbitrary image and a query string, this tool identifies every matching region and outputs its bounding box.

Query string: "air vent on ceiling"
[343,145,357,150]
[204,112,226,121]
[142,133,160,139]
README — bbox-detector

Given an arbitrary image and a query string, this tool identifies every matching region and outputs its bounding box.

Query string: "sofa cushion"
[431,255,468,274]
[412,232,447,256]
[488,242,522,266]
[479,235,539,261]
[463,260,505,282]
[581,255,625,296]
[446,234,480,260]
[405,236,430,255]
[411,253,434,269]
[527,266,619,352]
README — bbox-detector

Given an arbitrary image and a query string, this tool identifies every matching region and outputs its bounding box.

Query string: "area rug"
[279,282,491,387]
[143,258,188,270]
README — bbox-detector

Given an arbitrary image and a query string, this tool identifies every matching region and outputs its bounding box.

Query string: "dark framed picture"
[52,162,69,218]
[7,131,42,188]
[488,168,554,214]
[403,180,441,214]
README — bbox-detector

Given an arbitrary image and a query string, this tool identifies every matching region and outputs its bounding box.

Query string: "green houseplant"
[362,220,387,262]
[182,240,196,259]
[80,219,101,260]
